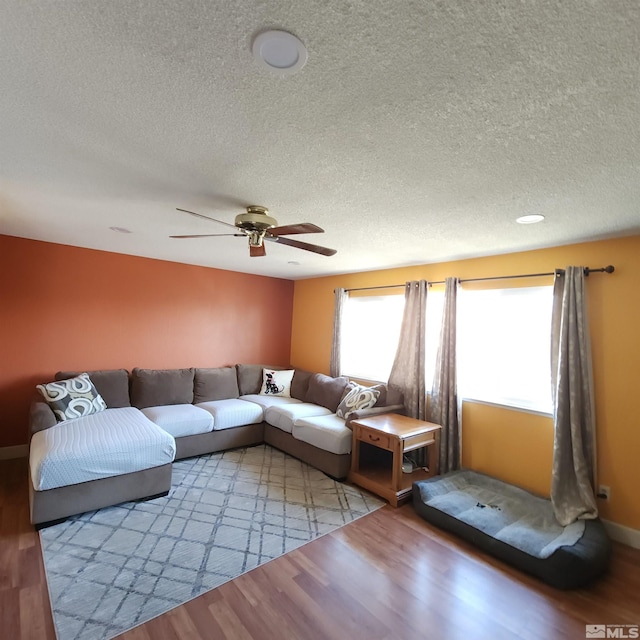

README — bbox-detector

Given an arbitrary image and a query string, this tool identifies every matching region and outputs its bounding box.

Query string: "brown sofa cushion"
[30,397,61,434]
[305,373,349,412]
[55,369,131,408]
[130,368,194,409]
[291,369,313,401]
[236,364,285,396]
[194,367,239,403]
[371,384,388,407]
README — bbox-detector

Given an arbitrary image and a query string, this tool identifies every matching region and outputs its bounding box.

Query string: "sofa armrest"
[345,403,405,428]
[29,401,57,436]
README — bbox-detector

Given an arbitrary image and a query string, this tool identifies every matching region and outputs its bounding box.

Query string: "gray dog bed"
[413,470,611,589]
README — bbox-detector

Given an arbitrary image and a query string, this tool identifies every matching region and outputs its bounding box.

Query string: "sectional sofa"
[28,364,404,527]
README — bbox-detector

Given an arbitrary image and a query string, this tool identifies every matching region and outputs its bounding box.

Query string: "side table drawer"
[356,426,392,451]
[403,430,437,453]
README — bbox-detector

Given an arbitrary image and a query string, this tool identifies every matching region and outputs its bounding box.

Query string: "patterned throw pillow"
[37,372,107,422]
[336,383,380,420]
[259,369,295,397]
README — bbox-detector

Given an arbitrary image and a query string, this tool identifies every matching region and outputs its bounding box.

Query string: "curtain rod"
[342,265,615,293]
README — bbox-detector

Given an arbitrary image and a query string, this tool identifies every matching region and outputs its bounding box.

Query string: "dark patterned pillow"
[37,373,107,422]
[336,383,380,420]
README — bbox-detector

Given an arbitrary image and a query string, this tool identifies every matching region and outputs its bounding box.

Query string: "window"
[340,294,404,382]
[339,290,444,385]
[457,285,553,413]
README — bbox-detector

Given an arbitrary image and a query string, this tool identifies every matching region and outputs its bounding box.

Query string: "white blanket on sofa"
[30,407,176,491]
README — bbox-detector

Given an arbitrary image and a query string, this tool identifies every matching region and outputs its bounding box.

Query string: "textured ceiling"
[1,1,639,279]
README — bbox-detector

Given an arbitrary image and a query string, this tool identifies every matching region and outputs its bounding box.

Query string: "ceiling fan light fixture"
[252,30,308,75]
[235,206,278,231]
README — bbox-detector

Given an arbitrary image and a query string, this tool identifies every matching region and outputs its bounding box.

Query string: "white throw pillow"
[37,372,107,422]
[259,369,295,397]
[336,383,380,420]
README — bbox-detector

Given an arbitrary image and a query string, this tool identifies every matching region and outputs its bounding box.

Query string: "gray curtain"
[330,288,347,377]
[388,280,428,421]
[428,277,461,474]
[550,266,598,526]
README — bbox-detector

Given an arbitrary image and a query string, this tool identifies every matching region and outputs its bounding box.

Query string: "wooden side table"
[348,413,442,507]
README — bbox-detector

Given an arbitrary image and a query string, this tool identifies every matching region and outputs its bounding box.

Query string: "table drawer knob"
[368,435,380,442]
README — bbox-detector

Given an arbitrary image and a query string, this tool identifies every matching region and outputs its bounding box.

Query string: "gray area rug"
[40,444,383,640]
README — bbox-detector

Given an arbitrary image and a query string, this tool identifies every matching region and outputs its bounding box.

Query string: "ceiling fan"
[171,206,337,257]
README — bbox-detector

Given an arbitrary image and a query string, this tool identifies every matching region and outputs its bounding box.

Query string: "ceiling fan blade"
[176,208,238,231]
[170,233,246,239]
[270,236,337,256]
[250,244,267,257]
[269,223,324,236]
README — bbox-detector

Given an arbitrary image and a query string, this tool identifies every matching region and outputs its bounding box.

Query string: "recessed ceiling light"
[516,214,545,224]
[252,30,308,75]
[109,226,132,233]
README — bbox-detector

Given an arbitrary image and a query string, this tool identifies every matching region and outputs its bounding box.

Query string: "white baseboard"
[602,519,640,549]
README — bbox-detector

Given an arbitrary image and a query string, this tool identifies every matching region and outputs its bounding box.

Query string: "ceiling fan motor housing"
[235,206,277,231]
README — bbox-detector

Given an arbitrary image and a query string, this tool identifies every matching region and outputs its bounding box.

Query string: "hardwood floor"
[0,458,57,639]
[2,456,639,640]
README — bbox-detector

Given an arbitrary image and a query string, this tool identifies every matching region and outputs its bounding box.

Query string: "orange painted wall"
[0,235,293,448]
[291,235,640,530]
